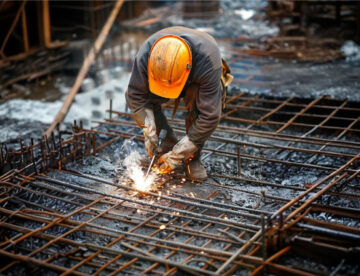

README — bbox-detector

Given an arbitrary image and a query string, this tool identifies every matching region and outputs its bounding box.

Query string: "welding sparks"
[121,149,157,192]
[129,165,155,192]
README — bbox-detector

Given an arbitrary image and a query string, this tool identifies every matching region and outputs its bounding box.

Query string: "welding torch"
[145,129,167,179]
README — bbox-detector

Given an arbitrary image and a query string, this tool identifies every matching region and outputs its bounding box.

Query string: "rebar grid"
[104,92,360,274]
[0,171,264,275]
[1,93,360,275]
[0,123,265,275]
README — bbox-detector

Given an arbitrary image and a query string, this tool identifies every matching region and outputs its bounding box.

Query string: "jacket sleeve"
[187,63,222,147]
[125,44,151,113]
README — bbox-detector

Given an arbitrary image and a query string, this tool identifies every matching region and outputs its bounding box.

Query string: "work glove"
[156,136,198,174]
[132,108,158,158]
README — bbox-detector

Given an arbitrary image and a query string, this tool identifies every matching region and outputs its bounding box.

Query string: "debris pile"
[0,49,70,101]
[253,0,360,62]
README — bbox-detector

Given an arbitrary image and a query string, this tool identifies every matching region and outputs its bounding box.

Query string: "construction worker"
[126,26,232,180]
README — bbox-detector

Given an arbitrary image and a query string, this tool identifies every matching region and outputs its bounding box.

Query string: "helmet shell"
[148,35,192,99]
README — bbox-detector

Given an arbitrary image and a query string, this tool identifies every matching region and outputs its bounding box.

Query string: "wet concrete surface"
[248,59,360,101]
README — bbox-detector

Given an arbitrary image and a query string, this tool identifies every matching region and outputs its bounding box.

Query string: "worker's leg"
[182,60,230,179]
[183,84,207,180]
[152,104,178,153]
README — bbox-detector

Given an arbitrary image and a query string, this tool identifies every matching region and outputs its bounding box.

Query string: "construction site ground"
[1,1,360,275]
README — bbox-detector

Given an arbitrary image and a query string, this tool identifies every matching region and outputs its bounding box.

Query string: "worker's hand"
[156,151,179,173]
[144,133,158,158]
[143,109,158,158]
[132,107,159,158]
[156,136,198,174]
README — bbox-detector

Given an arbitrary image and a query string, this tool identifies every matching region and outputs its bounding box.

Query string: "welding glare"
[119,142,157,192]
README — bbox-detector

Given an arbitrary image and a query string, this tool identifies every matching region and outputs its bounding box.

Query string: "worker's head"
[148,35,192,99]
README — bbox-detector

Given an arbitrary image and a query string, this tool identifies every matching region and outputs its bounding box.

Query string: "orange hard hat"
[148,35,192,99]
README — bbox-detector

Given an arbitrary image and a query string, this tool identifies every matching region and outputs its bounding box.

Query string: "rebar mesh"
[1,92,360,275]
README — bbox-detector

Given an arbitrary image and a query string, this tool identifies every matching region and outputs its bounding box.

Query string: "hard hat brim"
[149,70,189,99]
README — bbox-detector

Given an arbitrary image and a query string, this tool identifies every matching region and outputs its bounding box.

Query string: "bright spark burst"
[129,165,155,192]
[122,150,156,192]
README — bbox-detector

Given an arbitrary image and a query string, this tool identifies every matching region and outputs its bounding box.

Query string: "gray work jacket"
[125,26,222,147]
